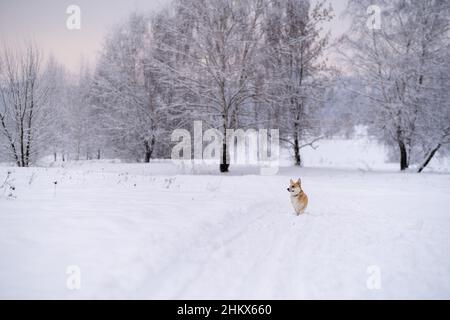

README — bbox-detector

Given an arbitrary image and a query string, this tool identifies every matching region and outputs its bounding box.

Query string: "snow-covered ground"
[1,139,449,299]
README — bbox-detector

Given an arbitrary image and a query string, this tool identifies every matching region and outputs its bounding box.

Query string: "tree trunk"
[398,140,409,171]
[294,136,302,166]
[220,140,230,173]
[76,143,80,161]
[293,109,303,166]
[144,145,151,163]
[97,149,101,160]
[0,117,21,167]
[220,124,230,173]
[24,99,34,167]
[143,137,155,163]
[19,125,25,167]
[418,144,441,173]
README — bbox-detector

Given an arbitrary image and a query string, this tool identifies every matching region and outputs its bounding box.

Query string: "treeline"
[0,0,449,172]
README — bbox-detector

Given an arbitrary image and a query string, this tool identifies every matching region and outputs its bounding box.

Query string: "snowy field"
[1,139,450,299]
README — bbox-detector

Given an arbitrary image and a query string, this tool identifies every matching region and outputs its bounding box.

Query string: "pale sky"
[0,0,350,73]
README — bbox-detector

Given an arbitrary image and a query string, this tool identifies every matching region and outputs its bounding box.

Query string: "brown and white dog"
[287,178,308,215]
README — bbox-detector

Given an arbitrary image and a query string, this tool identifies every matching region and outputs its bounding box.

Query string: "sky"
[0,0,350,73]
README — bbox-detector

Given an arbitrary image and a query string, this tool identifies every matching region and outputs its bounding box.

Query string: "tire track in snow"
[131,200,273,298]
[172,200,322,299]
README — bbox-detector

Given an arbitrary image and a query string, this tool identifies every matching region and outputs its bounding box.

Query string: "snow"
[1,140,450,299]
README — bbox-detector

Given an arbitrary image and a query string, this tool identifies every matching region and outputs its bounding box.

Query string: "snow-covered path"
[0,162,449,299]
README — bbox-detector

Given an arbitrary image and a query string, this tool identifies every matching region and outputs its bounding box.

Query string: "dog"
[287,178,308,215]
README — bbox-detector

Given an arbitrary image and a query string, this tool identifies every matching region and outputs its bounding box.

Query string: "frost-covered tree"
[262,0,334,166]
[39,58,102,163]
[0,43,55,166]
[341,0,450,171]
[155,0,266,172]
[42,55,71,162]
[91,13,169,163]
[68,63,102,161]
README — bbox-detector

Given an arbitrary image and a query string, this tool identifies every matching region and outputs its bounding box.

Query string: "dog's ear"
[290,179,294,184]
[298,178,302,185]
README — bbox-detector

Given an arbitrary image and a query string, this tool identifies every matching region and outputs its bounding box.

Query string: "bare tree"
[0,43,51,167]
